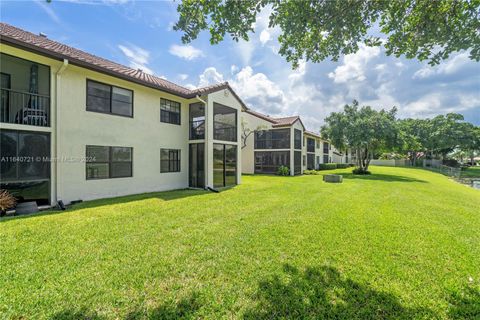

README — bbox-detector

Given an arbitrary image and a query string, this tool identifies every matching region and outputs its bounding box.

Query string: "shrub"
[318,163,337,170]
[0,190,16,217]
[336,163,349,169]
[276,165,290,176]
[304,170,321,175]
[352,168,371,175]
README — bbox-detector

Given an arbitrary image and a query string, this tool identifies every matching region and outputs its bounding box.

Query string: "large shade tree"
[174,0,480,68]
[321,101,398,173]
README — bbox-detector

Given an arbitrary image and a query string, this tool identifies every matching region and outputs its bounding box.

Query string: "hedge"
[318,163,337,170]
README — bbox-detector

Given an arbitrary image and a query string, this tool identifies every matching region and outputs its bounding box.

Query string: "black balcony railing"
[1,88,50,127]
[190,120,205,140]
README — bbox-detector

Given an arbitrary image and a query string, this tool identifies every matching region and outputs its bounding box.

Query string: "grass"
[1,166,479,319]
[461,166,480,178]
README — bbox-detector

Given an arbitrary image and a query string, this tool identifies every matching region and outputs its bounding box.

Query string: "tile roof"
[0,22,248,108]
[304,130,322,138]
[272,116,301,127]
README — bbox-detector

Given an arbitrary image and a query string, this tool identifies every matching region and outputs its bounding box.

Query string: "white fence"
[370,159,410,167]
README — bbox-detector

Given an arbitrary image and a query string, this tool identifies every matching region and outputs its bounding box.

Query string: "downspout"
[195,95,209,189]
[54,59,69,204]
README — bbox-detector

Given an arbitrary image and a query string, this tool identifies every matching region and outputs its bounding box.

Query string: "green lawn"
[1,166,479,319]
[461,166,480,178]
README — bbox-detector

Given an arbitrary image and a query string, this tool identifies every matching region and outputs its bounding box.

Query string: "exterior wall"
[290,120,304,175]
[205,88,243,187]
[1,44,244,205]
[304,133,322,169]
[240,112,275,174]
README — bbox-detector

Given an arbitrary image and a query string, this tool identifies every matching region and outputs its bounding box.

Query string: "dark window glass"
[323,155,329,163]
[307,154,315,170]
[323,142,329,154]
[87,80,133,117]
[254,129,290,149]
[189,143,204,188]
[294,129,302,149]
[213,103,237,142]
[254,151,290,174]
[307,138,315,153]
[213,143,237,187]
[86,146,132,179]
[294,151,302,175]
[160,98,181,125]
[189,103,205,140]
[303,155,306,166]
[161,149,181,173]
[0,129,50,205]
[316,140,320,149]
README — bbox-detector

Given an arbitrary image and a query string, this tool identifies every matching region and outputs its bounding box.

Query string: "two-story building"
[0,23,244,206]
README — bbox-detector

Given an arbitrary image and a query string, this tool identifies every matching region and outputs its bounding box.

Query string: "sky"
[1,0,479,130]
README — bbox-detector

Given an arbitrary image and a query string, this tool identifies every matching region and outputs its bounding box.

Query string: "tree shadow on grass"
[448,285,480,319]
[244,264,435,319]
[339,173,428,183]
[49,308,106,320]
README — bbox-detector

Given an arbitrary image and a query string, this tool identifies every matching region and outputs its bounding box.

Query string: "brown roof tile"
[0,22,248,108]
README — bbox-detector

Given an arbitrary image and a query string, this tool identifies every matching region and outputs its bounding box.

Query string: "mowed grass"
[1,166,479,319]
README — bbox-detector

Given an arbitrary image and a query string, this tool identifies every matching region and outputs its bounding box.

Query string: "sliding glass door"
[189,143,204,188]
[213,143,237,188]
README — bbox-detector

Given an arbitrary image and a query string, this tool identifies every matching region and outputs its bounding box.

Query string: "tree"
[397,118,431,165]
[174,0,480,68]
[321,101,398,173]
[458,124,480,165]
[241,118,267,149]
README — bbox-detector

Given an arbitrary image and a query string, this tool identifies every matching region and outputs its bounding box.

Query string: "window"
[294,151,302,175]
[161,149,181,173]
[323,155,329,163]
[87,80,133,117]
[86,146,132,179]
[307,154,315,170]
[316,140,320,149]
[307,138,315,153]
[323,142,329,154]
[213,144,237,187]
[190,103,205,139]
[161,98,181,125]
[214,103,237,142]
[254,129,290,149]
[303,155,306,166]
[294,129,302,149]
[254,151,290,174]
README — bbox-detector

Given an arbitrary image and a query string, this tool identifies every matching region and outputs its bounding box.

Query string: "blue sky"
[1,0,479,129]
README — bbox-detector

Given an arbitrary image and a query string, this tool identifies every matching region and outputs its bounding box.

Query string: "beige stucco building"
[0,23,244,206]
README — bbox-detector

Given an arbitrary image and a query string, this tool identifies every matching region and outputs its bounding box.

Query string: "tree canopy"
[321,100,398,173]
[174,0,480,68]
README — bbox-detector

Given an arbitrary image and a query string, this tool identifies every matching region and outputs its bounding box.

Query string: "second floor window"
[161,149,181,172]
[86,80,133,117]
[160,98,181,125]
[294,129,302,149]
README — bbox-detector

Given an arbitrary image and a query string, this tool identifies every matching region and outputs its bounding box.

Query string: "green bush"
[318,163,337,170]
[276,165,290,176]
[336,163,349,169]
[352,168,371,175]
[303,170,321,175]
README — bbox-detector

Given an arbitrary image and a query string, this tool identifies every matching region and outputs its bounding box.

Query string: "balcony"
[214,122,236,142]
[1,89,50,127]
[190,120,205,140]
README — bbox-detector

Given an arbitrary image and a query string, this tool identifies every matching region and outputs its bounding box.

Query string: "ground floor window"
[323,155,329,163]
[294,151,302,175]
[213,143,237,188]
[161,149,180,173]
[254,151,290,174]
[86,146,132,179]
[307,153,315,170]
[0,129,50,205]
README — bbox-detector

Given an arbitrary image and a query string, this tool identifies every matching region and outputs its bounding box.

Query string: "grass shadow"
[49,308,106,320]
[244,264,435,319]
[448,285,480,319]
[339,173,428,183]
[0,188,210,223]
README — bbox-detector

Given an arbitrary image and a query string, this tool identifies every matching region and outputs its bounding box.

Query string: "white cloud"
[413,52,471,79]
[230,66,286,114]
[328,44,381,83]
[34,0,61,24]
[198,67,224,87]
[118,44,153,74]
[169,44,204,60]
[178,74,189,81]
[230,65,239,74]
[236,39,255,66]
[259,29,272,45]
